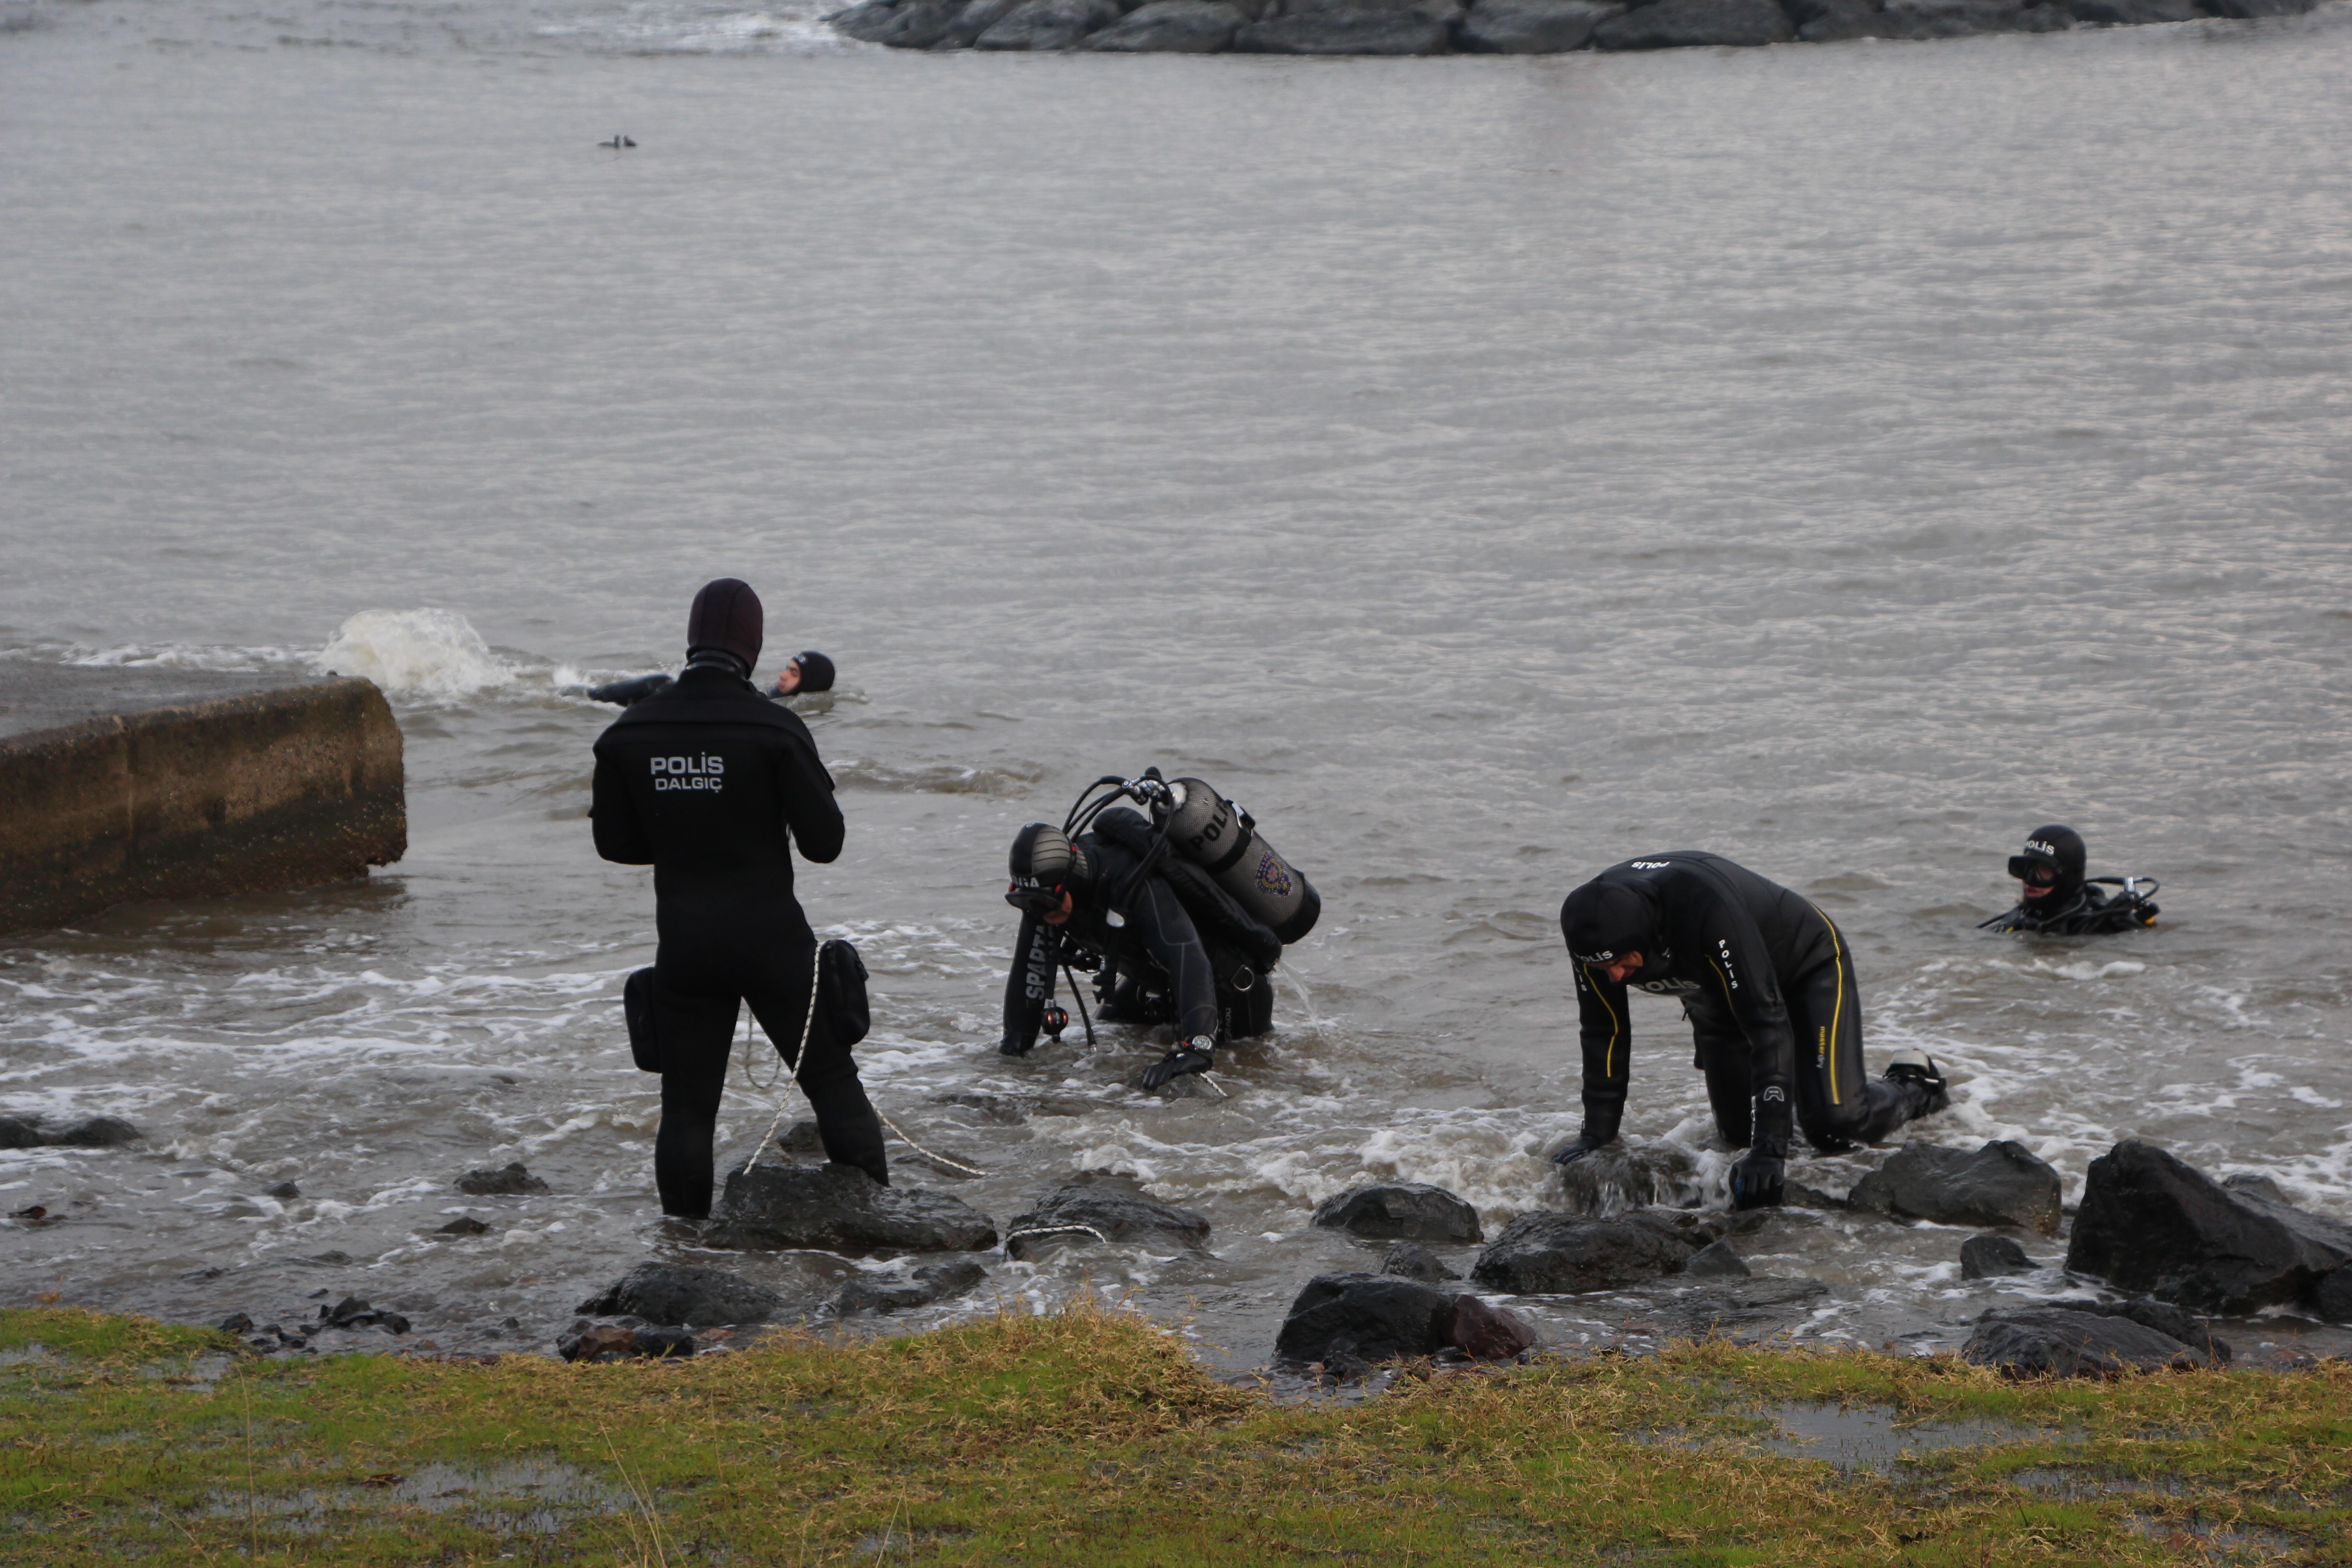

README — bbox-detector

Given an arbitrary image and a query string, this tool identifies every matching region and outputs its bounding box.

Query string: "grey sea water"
[4,0,2351,1364]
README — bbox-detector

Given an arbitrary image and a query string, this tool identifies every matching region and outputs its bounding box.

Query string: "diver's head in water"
[1007,823,1091,925]
[1562,878,1660,984]
[774,649,835,697]
[2009,825,2087,906]
[685,578,763,679]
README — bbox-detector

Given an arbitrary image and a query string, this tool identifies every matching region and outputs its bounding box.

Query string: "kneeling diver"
[1557,851,1950,1209]
[1980,825,2158,936]
[1000,772,1318,1091]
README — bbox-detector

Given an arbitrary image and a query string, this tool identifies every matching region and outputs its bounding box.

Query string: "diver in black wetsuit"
[999,812,1282,1090]
[1980,825,2159,936]
[589,649,835,709]
[1556,852,1950,1209]
[591,580,885,1217]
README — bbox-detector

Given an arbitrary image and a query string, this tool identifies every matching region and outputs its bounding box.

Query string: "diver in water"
[591,580,885,1216]
[1000,773,1317,1090]
[589,648,835,708]
[1556,852,1950,1209]
[1979,825,2158,936]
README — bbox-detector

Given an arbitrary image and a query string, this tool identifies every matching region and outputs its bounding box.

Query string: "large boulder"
[577,1262,784,1327]
[1082,0,1250,46]
[2314,1265,2352,1324]
[1458,0,1626,49]
[975,0,1125,47]
[708,1161,999,1257]
[1470,1207,1725,1295]
[1311,1182,1482,1244]
[2204,0,2313,14]
[1381,1241,1461,1283]
[1962,1308,2210,1377]
[941,0,1027,43]
[1275,1272,1454,1364]
[1448,1296,1539,1359]
[1847,1141,2062,1235]
[2066,0,2200,16]
[833,0,969,44]
[2080,1297,2230,1362]
[1003,1172,1211,1260]
[1233,0,1464,55]
[1552,1139,1700,1217]
[2064,1142,2352,1314]
[1797,0,1885,36]
[1592,0,1795,46]
[1872,0,2021,32]
[0,1117,43,1150]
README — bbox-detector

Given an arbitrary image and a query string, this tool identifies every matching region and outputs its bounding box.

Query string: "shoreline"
[4,1302,2344,1562]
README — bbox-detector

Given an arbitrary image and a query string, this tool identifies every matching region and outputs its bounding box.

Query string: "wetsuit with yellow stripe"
[1564,852,1919,1159]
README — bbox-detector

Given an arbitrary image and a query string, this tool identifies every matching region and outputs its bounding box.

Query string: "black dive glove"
[1728,1152,1784,1210]
[1141,1036,1215,1090]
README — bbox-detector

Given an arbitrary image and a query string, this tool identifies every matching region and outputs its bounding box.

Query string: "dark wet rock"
[1684,1239,1750,1279]
[1783,1179,1847,1210]
[1963,1308,2209,1377]
[1234,0,1464,56]
[1083,0,1250,47]
[1872,0,2021,32]
[53,1116,143,1148]
[296,1250,353,1266]
[833,1259,989,1315]
[1274,1271,1452,1365]
[2080,1297,2231,1362]
[1380,1241,1461,1283]
[0,1117,43,1150]
[708,1160,999,1257]
[976,0,1123,47]
[1592,0,1795,46]
[458,1161,549,1196]
[433,1216,493,1237]
[830,0,902,38]
[1960,1234,2036,1279]
[558,1323,637,1362]
[2313,1265,2352,1324]
[1848,1140,2062,1235]
[1004,1171,1210,1260]
[218,1312,254,1335]
[1459,0,1626,49]
[1470,1207,1726,1295]
[1553,1140,1700,1217]
[2015,2,2073,24]
[1312,1182,1482,1244]
[1796,0,1886,37]
[876,0,974,44]
[1630,1276,1831,1342]
[263,1180,302,1201]
[9,1204,59,1229]
[775,1121,828,1160]
[579,1262,785,1327]
[2068,0,2200,17]
[2205,0,2313,14]
[1447,1295,1539,1359]
[318,1296,411,1334]
[932,1091,1096,1123]
[2065,1141,2352,1314]
[941,0,1026,41]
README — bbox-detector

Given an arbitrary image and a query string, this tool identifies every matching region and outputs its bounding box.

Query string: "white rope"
[736,945,988,1181]
[1003,1223,1111,1250]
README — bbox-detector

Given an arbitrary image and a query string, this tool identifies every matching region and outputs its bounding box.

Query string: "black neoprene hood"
[1561,879,1658,964]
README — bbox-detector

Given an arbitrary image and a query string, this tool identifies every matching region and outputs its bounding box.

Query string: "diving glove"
[1141,1036,1215,1090]
[1728,1152,1785,1210]
[1882,1049,1949,1115]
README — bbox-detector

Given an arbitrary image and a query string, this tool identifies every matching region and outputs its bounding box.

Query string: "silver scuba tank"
[1154,777,1321,945]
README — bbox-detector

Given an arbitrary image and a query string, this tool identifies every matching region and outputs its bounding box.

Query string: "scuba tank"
[1152,777,1320,945]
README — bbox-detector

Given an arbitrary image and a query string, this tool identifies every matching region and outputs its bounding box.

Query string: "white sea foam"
[316,609,515,698]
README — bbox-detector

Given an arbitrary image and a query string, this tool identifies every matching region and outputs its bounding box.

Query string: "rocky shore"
[831,0,2320,54]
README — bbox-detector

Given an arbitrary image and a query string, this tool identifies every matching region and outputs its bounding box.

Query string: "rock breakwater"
[831,0,2318,52]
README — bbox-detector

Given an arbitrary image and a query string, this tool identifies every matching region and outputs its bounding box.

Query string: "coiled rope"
[737,946,986,1180]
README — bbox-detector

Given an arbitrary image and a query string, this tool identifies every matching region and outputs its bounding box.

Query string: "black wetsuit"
[1000,810,1279,1055]
[1564,852,1921,1160]
[592,663,885,1215]
[1982,882,2157,936]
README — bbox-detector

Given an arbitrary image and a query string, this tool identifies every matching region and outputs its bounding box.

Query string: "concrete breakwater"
[0,665,405,935]
[832,0,2320,53]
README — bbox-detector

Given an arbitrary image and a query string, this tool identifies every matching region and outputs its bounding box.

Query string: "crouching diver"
[591,579,884,1217]
[1980,825,2159,936]
[590,648,836,708]
[1556,852,1949,1209]
[999,771,1319,1091]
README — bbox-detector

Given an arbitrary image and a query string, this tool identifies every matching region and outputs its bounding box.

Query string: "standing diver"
[1000,772,1318,1091]
[1980,825,2159,935]
[1556,852,1950,1209]
[591,579,887,1217]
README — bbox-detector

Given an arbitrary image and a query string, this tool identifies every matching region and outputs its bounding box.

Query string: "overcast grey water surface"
[5,0,2352,1366]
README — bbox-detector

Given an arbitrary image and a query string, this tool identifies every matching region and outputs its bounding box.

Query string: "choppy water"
[5,0,2352,1366]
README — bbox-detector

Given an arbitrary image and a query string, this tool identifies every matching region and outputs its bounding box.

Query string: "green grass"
[2,1301,2346,1565]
